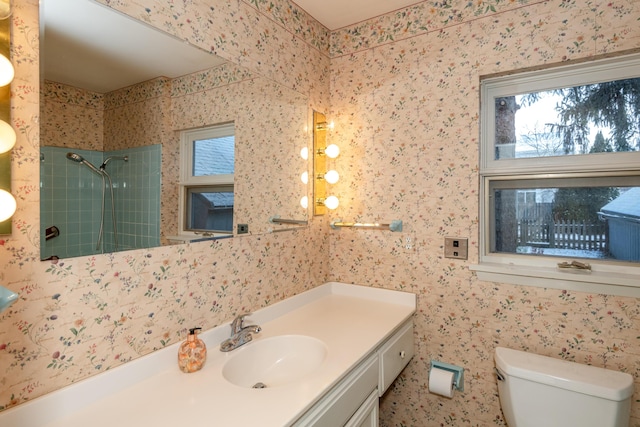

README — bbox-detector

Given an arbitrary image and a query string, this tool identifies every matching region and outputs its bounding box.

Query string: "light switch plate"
[444,237,468,260]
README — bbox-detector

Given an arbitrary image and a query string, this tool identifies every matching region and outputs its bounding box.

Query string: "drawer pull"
[399,350,406,359]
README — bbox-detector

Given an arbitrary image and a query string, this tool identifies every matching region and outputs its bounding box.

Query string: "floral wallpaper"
[41,81,105,151]
[326,0,640,426]
[2,1,640,427]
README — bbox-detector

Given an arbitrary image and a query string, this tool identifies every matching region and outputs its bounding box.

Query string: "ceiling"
[293,0,422,30]
[43,0,421,93]
[43,0,227,93]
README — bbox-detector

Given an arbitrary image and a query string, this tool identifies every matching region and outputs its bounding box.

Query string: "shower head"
[66,152,102,175]
[66,152,85,163]
[100,155,128,170]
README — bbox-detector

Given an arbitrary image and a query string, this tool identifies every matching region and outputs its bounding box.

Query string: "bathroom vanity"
[0,282,416,427]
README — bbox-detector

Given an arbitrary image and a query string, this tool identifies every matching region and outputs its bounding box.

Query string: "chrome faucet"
[220,313,261,352]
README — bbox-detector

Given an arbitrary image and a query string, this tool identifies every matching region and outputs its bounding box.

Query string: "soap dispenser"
[178,327,207,373]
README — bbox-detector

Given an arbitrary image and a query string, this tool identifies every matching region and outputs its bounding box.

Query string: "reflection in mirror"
[176,123,235,239]
[39,0,310,260]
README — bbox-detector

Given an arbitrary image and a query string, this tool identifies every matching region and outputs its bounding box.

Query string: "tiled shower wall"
[39,145,161,259]
[40,147,103,259]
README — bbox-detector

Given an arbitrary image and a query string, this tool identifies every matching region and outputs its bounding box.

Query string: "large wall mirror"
[39,0,310,260]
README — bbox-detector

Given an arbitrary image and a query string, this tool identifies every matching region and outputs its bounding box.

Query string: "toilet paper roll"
[429,367,455,398]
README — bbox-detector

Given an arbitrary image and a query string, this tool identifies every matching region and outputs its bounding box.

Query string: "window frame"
[177,123,235,239]
[473,54,640,297]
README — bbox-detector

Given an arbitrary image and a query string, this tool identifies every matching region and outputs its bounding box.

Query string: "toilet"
[494,347,634,427]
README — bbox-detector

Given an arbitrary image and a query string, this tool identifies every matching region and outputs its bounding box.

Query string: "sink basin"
[222,335,327,388]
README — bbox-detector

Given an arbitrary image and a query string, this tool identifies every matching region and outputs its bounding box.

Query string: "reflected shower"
[66,152,128,252]
[66,152,102,175]
[100,155,128,170]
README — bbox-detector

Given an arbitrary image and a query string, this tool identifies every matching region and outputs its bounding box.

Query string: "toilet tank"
[494,347,634,427]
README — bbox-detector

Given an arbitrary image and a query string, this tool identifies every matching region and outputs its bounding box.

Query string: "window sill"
[469,262,640,297]
[166,234,232,243]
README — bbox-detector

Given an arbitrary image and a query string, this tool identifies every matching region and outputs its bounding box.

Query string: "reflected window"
[180,123,235,235]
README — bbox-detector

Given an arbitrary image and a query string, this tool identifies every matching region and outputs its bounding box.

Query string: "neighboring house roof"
[203,192,234,208]
[194,136,234,176]
[193,135,235,208]
[600,187,640,219]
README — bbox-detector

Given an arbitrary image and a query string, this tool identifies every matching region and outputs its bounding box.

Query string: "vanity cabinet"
[293,319,414,427]
[0,283,416,427]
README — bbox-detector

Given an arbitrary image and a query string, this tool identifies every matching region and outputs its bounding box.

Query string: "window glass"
[180,123,235,236]
[490,182,640,262]
[494,77,640,161]
[186,187,234,233]
[478,54,640,294]
[192,136,235,176]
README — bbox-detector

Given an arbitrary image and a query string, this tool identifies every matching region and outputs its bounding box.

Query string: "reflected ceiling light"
[300,196,308,209]
[301,171,308,184]
[0,189,16,222]
[300,147,308,160]
[0,0,11,20]
[0,119,16,154]
[0,53,13,87]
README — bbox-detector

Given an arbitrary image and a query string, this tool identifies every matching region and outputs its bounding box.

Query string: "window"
[473,54,640,297]
[179,123,235,237]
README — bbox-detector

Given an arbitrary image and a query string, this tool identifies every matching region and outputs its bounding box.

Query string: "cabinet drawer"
[293,353,379,427]
[378,321,414,396]
[345,389,378,427]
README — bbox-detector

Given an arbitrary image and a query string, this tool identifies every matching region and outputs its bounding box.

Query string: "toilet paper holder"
[430,360,464,392]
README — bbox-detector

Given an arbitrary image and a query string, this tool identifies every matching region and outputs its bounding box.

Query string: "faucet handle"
[230,312,251,334]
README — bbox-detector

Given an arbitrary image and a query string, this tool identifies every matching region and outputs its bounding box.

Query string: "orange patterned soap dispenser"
[178,327,207,373]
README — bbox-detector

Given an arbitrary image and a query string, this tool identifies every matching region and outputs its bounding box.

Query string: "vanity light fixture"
[0,119,15,153]
[312,111,340,215]
[0,6,16,233]
[320,195,339,210]
[0,188,15,222]
[0,0,11,20]
[323,169,339,185]
[0,53,13,87]
[324,144,339,158]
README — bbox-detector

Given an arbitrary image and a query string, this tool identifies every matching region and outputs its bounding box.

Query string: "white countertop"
[0,282,416,427]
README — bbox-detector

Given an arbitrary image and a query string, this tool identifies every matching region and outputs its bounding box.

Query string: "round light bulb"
[300,171,308,184]
[0,189,16,222]
[0,120,16,154]
[325,144,340,159]
[300,147,309,160]
[300,196,308,209]
[0,0,11,20]
[324,170,339,184]
[0,53,14,87]
[324,195,339,210]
